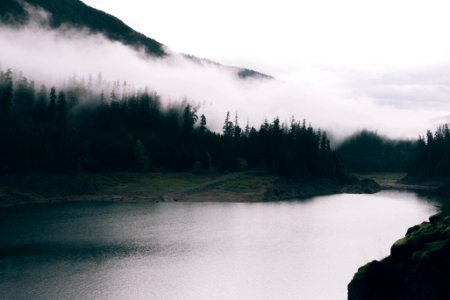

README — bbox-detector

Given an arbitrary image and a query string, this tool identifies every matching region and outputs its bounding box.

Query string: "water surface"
[0,191,437,300]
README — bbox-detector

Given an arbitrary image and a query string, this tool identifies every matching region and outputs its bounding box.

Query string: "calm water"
[0,191,437,300]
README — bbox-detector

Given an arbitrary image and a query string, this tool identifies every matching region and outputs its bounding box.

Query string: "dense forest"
[336,130,416,173]
[409,125,450,177]
[0,68,343,177]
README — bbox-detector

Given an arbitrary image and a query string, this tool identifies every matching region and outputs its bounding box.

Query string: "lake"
[0,190,438,300]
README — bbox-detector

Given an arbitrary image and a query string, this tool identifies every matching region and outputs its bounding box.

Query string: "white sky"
[79,0,450,138]
[82,0,450,74]
[2,0,450,139]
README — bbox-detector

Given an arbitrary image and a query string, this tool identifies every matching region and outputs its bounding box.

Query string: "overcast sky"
[80,0,450,135]
[83,0,450,72]
[3,0,450,139]
[81,0,450,117]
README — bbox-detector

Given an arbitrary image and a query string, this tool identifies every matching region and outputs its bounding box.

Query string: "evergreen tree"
[320,132,329,152]
[337,130,416,173]
[199,114,207,133]
[56,91,67,125]
[0,67,343,177]
[244,121,250,137]
[182,104,198,138]
[409,124,450,177]
[47,87,57,124]
[223,111,233,137]
[34,84,47,122]
[134,139,149,172]
[13,76,34,117]
[233,112,241,139]
[0,69,13,121]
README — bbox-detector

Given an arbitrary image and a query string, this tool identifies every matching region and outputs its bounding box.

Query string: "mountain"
[0,0,165,56]
[0,0,271,79]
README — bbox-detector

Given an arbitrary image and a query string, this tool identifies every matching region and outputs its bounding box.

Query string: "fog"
[0,19,445,140]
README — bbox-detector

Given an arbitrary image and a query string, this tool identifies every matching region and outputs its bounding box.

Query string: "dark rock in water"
[348,213,450,300]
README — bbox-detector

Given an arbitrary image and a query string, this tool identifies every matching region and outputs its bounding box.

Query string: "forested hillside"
[0,0,165,56]
[409,125,450,177]
[336,130,416,173]
[0,68,341,177]
[0,0,270,79]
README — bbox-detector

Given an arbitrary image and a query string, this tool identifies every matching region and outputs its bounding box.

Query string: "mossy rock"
[349,212,450,299]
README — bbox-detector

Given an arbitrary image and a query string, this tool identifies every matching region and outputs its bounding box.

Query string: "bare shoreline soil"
[0,172,279,208]
[0,172,429,209]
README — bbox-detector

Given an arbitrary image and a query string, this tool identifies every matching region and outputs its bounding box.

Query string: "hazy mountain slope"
[0,0,26,24]
[0,0,271,79]
[0,0,165,56]
[183,54,272,80]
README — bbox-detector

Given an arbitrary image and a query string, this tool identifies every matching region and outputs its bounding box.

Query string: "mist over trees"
[336,130,416,173]
[0,68,342,178]
[0,0,165,56]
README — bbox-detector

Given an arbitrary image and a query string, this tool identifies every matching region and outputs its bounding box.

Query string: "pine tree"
[56,91,67,125]
[47,87,57,124]
[320,132,330,152]
[134,139,149,172]
[0,69,13,121]
[244,121,250,137]
[182,104,198,137]
[223,111,233,137]
[34,85,47,121]
[199,114,207,133]
[13,76,35,117]
[233,112,241,139]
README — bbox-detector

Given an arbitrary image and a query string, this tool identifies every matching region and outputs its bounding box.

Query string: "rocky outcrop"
[342,178,381,194]
[348,213,450,300]
[265,177,381,200]
[264,177,342,200]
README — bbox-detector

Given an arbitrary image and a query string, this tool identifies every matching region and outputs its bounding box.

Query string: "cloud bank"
[0,16,446,140]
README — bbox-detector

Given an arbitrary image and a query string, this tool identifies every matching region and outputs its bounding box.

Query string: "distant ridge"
[0,0,165,56]
[0,0,272,79]
[183,54,273,80]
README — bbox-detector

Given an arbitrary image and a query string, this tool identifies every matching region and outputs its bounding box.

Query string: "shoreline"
[0,172,275,208]
[3,171,441,210]
[0,172,383,209]
[348,175,450,299]
[348,210,450,299]
[3,172,447,297]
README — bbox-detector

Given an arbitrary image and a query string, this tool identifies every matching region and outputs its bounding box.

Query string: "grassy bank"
[177,173,277,202]
[0,173,220,207]
[0,172,395,208]
[0,172,280,207]
[352,172,406,187]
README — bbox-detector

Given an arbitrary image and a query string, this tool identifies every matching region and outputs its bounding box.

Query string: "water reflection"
[0,191,438,300]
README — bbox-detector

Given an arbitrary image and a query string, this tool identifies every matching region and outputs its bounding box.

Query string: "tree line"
[409,124,450,177]
[336,130,416,173]
[0,68,343,177]
[336,126,450,178]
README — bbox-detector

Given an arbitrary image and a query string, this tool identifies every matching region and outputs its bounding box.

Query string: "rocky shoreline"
[0,172,382,208]
[347,175,450,300]
[265,176,381,200]
[348,211,450,300]
[2,172,447,299]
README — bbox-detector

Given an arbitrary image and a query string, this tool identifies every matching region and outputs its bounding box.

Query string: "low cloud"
[0,16,445,140]
[326,65,450,110]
